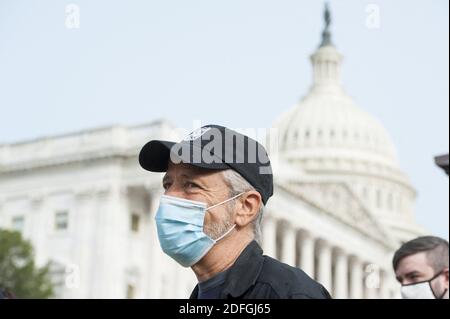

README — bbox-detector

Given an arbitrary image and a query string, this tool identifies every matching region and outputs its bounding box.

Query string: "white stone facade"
[0,121,197,298]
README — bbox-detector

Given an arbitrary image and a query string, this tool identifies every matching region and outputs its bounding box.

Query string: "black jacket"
[190,240,332,299]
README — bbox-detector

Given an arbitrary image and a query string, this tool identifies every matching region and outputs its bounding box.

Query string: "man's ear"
[234,191,262,228]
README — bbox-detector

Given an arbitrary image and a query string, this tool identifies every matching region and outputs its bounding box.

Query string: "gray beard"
[204,217,234,240]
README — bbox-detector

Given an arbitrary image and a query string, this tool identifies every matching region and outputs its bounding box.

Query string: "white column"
[262,216,277,258]
[349,256,363,299]
[70,190,95,299]
[114,186,130,298]
[299,231,315,277]
[29,194,47,267]
[364,263,380,299]
[390,285,402,299]
[281,224,297,267]
[91,184,128,298]
[147,188,165,298]
[334,249,348,299]
[379,269,391,299]
[317,241,332,293]
[91,188,110,298]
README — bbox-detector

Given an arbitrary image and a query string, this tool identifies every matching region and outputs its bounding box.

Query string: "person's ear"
[234,191,262,228]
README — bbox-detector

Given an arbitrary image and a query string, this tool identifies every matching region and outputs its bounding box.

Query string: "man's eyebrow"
[396,270,421,283]
[182,172,211,181]
[405,271,421,278]
[162,173,198,182]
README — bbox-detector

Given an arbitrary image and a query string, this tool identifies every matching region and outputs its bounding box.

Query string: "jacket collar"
[190,240,265,299]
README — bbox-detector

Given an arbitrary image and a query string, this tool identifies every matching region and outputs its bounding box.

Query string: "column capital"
[316,238,331,251]
[74,187,95,200]
[349,254,362,265]
[299,229,313,239]
[280,220,297,233]
[333,247,347,257]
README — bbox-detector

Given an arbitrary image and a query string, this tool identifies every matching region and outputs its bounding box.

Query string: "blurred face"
[162,162,235,239]
[395,252,449,298]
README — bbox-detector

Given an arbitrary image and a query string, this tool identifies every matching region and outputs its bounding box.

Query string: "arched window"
[387,193,394,210]
[318,129,323,139]
[397,195,403,213]
[362,187,368,199]
[305,130,311,139]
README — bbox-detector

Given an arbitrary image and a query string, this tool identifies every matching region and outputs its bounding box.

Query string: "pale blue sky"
[0,0,448,239]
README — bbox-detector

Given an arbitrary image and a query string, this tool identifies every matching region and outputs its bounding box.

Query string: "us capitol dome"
[272,5,423,244]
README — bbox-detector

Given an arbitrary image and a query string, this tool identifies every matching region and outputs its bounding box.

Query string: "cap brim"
[139,140,230,172]
[139,140,175,172]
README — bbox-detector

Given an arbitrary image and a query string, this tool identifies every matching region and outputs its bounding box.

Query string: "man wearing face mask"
[393,236,449,299]
[139,125,331,299]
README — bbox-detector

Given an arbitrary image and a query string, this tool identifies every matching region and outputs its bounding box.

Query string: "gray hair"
[222,169,264,245]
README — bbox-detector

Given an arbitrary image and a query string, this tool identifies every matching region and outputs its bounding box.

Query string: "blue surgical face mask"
[155,193,243,267]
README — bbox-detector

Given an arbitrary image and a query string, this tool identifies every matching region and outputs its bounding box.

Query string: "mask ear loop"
[214,224,236,242]
[437,288,448,299]
[206,192,245,211]
[428,270,448,299]
[205,193,244,242]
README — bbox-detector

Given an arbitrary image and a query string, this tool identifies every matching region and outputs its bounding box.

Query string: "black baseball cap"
[139,124,273,205]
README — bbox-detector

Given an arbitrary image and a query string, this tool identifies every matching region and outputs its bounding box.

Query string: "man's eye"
[185,182,199,189]
[408,274,420,281]
[163,182,171,190]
